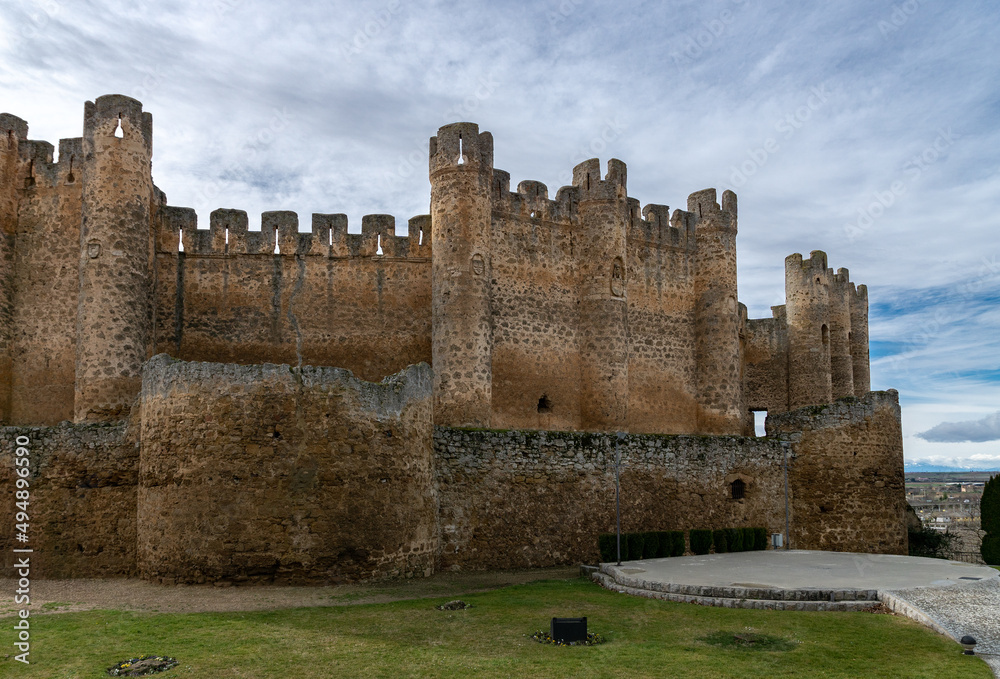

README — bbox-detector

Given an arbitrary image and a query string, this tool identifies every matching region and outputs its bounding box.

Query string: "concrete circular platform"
[608,550,998,591]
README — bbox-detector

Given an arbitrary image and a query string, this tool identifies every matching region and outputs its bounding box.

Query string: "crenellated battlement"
[573,157,627,202]
[157,206,432,259]
[1,114,29,145]
[429,122,493,176]
[626,202,698,251]
[687,188,737,231]
[84,94,152,151]
[786,250,830,285]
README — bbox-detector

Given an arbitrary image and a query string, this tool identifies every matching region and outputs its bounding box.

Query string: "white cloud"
[918,412,1000,443]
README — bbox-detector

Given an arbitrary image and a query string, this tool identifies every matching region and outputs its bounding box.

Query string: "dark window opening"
[537,395,552,414]
[821,324,829,345]
[730,479,746,500]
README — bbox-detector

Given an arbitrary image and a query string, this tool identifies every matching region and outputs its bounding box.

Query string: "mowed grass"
[5,579,989,678]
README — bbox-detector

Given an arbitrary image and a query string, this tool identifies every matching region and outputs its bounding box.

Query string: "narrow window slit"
[457,134,464,165]
[114,114,124,139]
[178,228,184,252]
[376,233,384,255]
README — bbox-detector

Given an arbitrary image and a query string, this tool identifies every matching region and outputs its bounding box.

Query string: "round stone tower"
[850,283,870,396]
[691,188,744,434]
[784,251,833,410]
[0,113,29,422]
[574,158,629,430]
[75,95,154,422]
[829,268,855,399]
[428,122,494,427]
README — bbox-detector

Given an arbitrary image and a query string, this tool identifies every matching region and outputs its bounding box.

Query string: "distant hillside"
[905,462,1000,473]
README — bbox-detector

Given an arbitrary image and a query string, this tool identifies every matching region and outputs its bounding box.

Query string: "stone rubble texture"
[0,95,905,581]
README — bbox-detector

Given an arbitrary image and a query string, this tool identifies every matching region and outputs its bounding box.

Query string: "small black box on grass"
[551,617,587,643]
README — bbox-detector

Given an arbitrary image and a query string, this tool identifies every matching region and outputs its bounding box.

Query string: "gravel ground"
[886,578,1000,677]
[0,566,580,618]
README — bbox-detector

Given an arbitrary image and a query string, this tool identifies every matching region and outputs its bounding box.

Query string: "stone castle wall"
[769,390,907,554]
[8,137,82,424]
[153,208,432,384]
[137,355,437,584]
[435,427,788,570]
[0,361,906,580]
[0,421,137,577]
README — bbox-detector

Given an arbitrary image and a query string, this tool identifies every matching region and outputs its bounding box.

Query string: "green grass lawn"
[4,579,989,678]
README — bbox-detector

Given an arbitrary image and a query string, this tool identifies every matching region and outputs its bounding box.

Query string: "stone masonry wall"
[10,138,82,424]
[137,355,436,585]
[769,390,907,554]
[434,427,787,570]
[0,421,138,576]
[154,208,431,384]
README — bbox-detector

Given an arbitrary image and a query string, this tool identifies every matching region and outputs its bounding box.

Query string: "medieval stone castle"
[0,95,905,584]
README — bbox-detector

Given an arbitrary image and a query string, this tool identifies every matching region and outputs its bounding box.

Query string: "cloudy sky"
[2,0,997,468]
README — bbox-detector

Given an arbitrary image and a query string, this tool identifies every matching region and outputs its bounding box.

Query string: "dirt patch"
[0,566,581,618]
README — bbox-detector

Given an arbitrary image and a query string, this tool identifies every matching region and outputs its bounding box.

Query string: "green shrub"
[725,528,743,553]
[627,532,645,561]
[753,527,768,551]
[981,534,1000,566]
[742,527,756,551]
[983,475,999,537]
[598,533,617,563]
[671,530,686,557]
[653,531,671,558]
[642,532,660,559]
[908,526,955,559]
[690,529,712,555]
[713,529,728,554]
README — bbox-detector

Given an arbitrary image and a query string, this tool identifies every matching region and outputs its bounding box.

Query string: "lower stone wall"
[0,422,137,576]
[137,355,436,585]
[434,427,788,570]
[769,390,907,554]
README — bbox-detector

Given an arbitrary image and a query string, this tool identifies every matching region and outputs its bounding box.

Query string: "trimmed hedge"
[627,532,644,561]
[598,527,768,562]
[725,528,743,552]
[670,530,686,557]
[690,529,713,555]
[642,532,660,559]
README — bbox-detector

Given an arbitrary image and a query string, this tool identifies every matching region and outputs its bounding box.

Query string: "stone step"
[593,567,882,612]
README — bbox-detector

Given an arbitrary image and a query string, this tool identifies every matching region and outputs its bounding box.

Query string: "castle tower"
[828,268,855,399]
[75,95,154,422]
[429,123,494,427]
[691,188,744,434]
[574,158,629,430]
[0,113,28,422]
[785,251,833,409]
[849,283,870,395]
